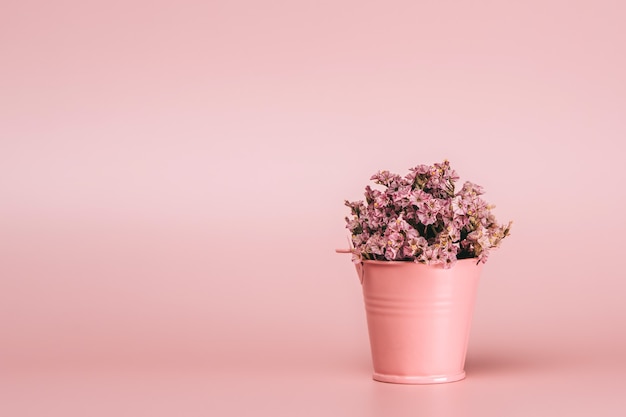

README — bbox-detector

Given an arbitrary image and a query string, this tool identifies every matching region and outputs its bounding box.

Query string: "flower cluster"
[344,160,511,268]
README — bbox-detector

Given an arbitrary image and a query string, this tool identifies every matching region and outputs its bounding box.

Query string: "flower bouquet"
[344,160,511,267]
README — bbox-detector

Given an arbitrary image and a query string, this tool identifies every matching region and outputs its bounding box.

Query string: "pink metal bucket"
[338,251,483,384]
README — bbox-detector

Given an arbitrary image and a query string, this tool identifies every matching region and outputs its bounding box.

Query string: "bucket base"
[372,371,466,384]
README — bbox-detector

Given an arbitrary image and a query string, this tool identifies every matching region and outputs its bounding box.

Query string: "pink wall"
[1,0,626,414]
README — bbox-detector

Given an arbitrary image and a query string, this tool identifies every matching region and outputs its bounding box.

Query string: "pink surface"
[2,0,626,415]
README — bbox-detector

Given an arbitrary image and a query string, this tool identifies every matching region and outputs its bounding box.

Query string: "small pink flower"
[384,247,399,260]
[370,170,392,184]
[405,236,426,257]
[344,200,365,216]
[461,181,485,196]
[417,209,437,225]
[405,226,419,241]
[419,247,438,265]
[371,170,402,188]
[433,246,444,263]
[345,216,361,232]
[352,234,366,247]
[477,248,490,264]
[425,198,442,213]
[364,186,382,205]
[409,189,430,206]
[393,185,413,204]
[445,223,461,242]
[365,234,384,255]
[387,215,411,233]
[443,255,457,269]
[443,242,459,258]
[387,231,404,248]
[409,164,431,175]
[403,245,417,258]
[451,196,466,216]
[473,228,491,250]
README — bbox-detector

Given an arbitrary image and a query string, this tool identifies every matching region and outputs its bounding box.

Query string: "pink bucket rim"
[335,248,482,267]
[359,258,482,266]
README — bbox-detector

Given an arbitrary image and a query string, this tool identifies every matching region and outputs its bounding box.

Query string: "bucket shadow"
[464,350,565,377]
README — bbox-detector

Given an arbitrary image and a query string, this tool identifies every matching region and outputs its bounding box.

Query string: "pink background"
[2,0,626,415]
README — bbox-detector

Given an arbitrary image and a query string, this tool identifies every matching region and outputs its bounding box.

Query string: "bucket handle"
[335,248,365,285]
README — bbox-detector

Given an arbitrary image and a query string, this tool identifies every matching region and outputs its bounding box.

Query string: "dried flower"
[344,160,511,268]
